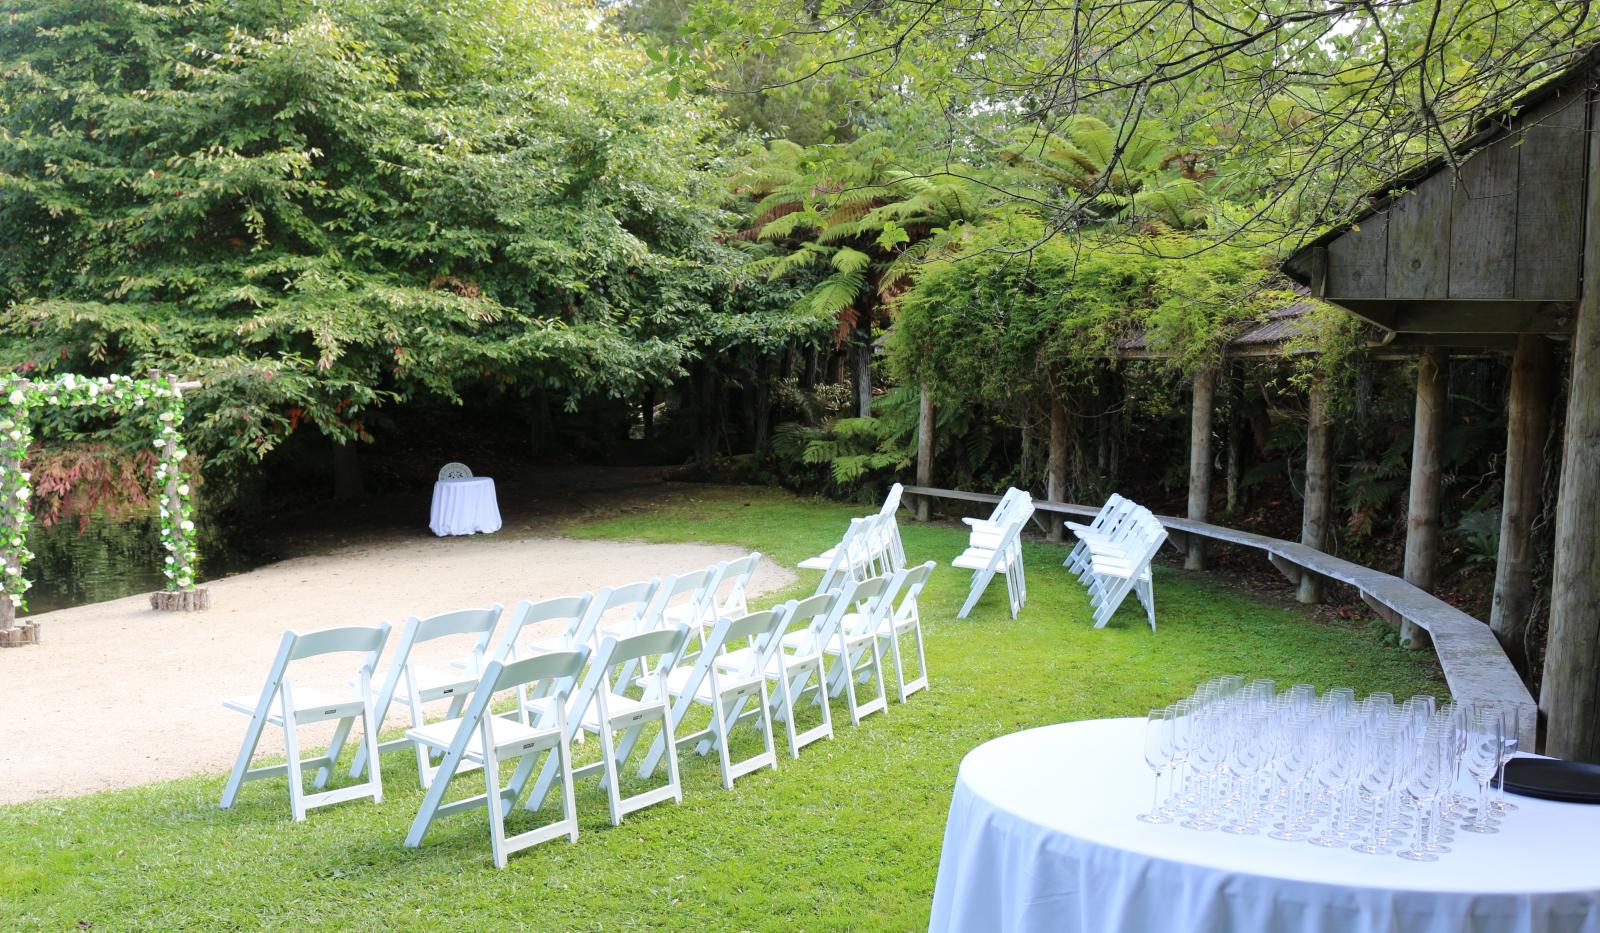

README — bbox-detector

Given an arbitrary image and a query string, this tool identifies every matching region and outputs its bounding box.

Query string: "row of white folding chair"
[1065,500,1167,630]
[1062,493,1131,580]
[952,502,1034,619]
[802,510,902,596]
[961,486,1030,542]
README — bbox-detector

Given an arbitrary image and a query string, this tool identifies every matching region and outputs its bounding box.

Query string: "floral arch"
[1,373,201,643]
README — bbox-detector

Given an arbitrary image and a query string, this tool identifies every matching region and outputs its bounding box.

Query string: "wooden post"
[1491,335,1554,676]
[1298,381,1334,603]
[1540,93,1600,761]
[1401,348,1447,649]
[915,385,933,522]
[1047,393,1069,542]
[1186,367,1218,569]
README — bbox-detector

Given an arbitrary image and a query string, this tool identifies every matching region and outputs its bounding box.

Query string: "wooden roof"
[1282,48,1600,336]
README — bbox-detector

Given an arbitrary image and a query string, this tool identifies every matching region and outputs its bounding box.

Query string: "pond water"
[24,515,273,616]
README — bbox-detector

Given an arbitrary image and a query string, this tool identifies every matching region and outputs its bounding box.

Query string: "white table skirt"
[929,718,1600,933]
[429,477,502,537]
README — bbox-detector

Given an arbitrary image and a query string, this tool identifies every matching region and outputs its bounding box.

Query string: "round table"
[429,477,502,537]
[929,718,1600,933]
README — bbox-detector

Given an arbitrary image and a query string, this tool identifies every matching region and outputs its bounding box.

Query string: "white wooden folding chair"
[670,552,761,631]
[527,625,692,825]
[817,572,896,725]
[632,605,792,789]
[661,563,726,634]
[588,577,667,647]
[962,487,1028,539]
[878,561,935,703]
[799,516,875,596]
[1080,508,1167,630]
[720,589,844,757]
[953,507,1032,619]
[345,605,501,788]
[1062,493,1129,576]
[876,483,907,569]
[220,623,391,821]
[403,647,589,868]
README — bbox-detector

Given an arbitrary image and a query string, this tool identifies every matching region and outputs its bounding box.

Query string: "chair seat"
[837,611,878,638]
[225,685,364,725]
[581,692,668,731]
[664,665,762,702]
[387,663,476,704]
[797,553,836,570]
[407,714,560,761]
[779,629,825,658]
[952,548,1013,572]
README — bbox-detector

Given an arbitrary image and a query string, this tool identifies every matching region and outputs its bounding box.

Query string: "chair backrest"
[814,517,868,594]
[385,606,501,696]
[879,483,904,517]
[849,572,897,615]
[585,578,662,644]
[719,606,792,674]
[661,566,720,624]
[491,595,591,659]
[893,561,936,621]
[714,552,761,615]
[438,462,472,480]
[446,647,591,750]
[580,624,692,718]
[250,623,391,717]
[287,624,392,661]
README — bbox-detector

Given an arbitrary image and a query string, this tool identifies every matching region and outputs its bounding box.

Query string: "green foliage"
[0,0,730,473]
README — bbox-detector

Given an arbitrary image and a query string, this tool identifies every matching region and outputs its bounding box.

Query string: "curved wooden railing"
[903,485,1536,747]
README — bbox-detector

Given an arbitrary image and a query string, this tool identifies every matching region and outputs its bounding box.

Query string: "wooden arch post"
[1491,335,1554,675]
[1185,367,1219,570]
[1298,380,1334,603]
[915,385,934,522]
[1401,347,1447,650]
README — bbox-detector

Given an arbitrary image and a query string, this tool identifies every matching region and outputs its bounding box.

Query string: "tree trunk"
[641,390,655,439]
[332,438,363,501]
[854,316,873,417]
[1299,381,1334,603]
[695,364,719,469]
[1225,408,1242,515]
[753,360,773,456]
[1186,367,1218,569]
[916,385,934,522]
[1492,335,1555,678]
[1401,348,1447,649]
[1047,392,1070,542]
[1541,131,1600,758]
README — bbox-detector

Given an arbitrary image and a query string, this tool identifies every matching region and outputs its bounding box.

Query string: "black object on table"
[1499,758,1600,804]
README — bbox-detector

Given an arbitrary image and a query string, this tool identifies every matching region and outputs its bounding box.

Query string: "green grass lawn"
[0,485,1443,931]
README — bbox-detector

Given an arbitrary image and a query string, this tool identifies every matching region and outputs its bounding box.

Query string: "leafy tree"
[0,0,728,479]
[731,132,987,415]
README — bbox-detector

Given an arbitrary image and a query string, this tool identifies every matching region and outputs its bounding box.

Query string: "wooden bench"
[902,485,1537,746]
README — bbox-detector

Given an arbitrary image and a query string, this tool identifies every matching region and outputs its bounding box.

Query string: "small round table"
[429,476,502,537]
[929,718,1600,933]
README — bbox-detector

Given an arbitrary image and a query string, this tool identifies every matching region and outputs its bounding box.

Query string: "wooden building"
[1282,50,1600,761]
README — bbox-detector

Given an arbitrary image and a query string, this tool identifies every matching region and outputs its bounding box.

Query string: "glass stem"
[1150,769,1163,813]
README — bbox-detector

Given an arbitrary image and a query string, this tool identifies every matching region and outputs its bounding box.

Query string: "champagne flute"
[1461,709,1503,834]
[1491,706,1520,814]
[1138,708,1175,824]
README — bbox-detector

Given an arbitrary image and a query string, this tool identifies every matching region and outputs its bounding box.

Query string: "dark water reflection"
[24,515,270,616]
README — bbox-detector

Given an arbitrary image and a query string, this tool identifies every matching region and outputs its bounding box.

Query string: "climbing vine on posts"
[0,374,197,618]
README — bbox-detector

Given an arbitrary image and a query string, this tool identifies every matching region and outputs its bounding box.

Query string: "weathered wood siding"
[1322,90,1588,306]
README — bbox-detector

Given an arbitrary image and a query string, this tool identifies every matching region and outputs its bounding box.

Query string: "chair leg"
[220,710,271,809]
[557,736,579,843]
[957,569,993,619]
[661,709,683,804]
[712,694,735,790]
[283,721,307,822]
[317,716,356,790]
[597,722,624,826]
[361,704,384,803]
[483,750,508,869]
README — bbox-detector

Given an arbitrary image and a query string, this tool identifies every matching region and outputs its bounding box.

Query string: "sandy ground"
[0,528,794,804]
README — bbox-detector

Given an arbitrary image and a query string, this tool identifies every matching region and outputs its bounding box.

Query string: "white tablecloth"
[429,477,501,536]
[929,718,1600,933]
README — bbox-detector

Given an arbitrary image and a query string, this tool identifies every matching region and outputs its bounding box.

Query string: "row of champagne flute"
[1138,677,1522,861]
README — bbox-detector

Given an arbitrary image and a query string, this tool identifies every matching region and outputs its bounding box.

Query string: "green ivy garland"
[0,373,198,615]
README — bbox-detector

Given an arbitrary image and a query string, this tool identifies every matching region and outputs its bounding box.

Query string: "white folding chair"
[633,605,792,789]
[962,487,1028,538]
[403,647,589,868]
[1080,509,1167,631]
[723,589,844,757]
[1062,493,1129,576]
[675,552,760,629]
[345,605,501,788]
[220,623,391,821]
[661,564,726,634]
[817,572,896,725]
[588,578,667,648]
[878,561,935,703]
[953,507,1033,619]
[802,516,887,595]
[527,625,692,825]
[876,484,907,569]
